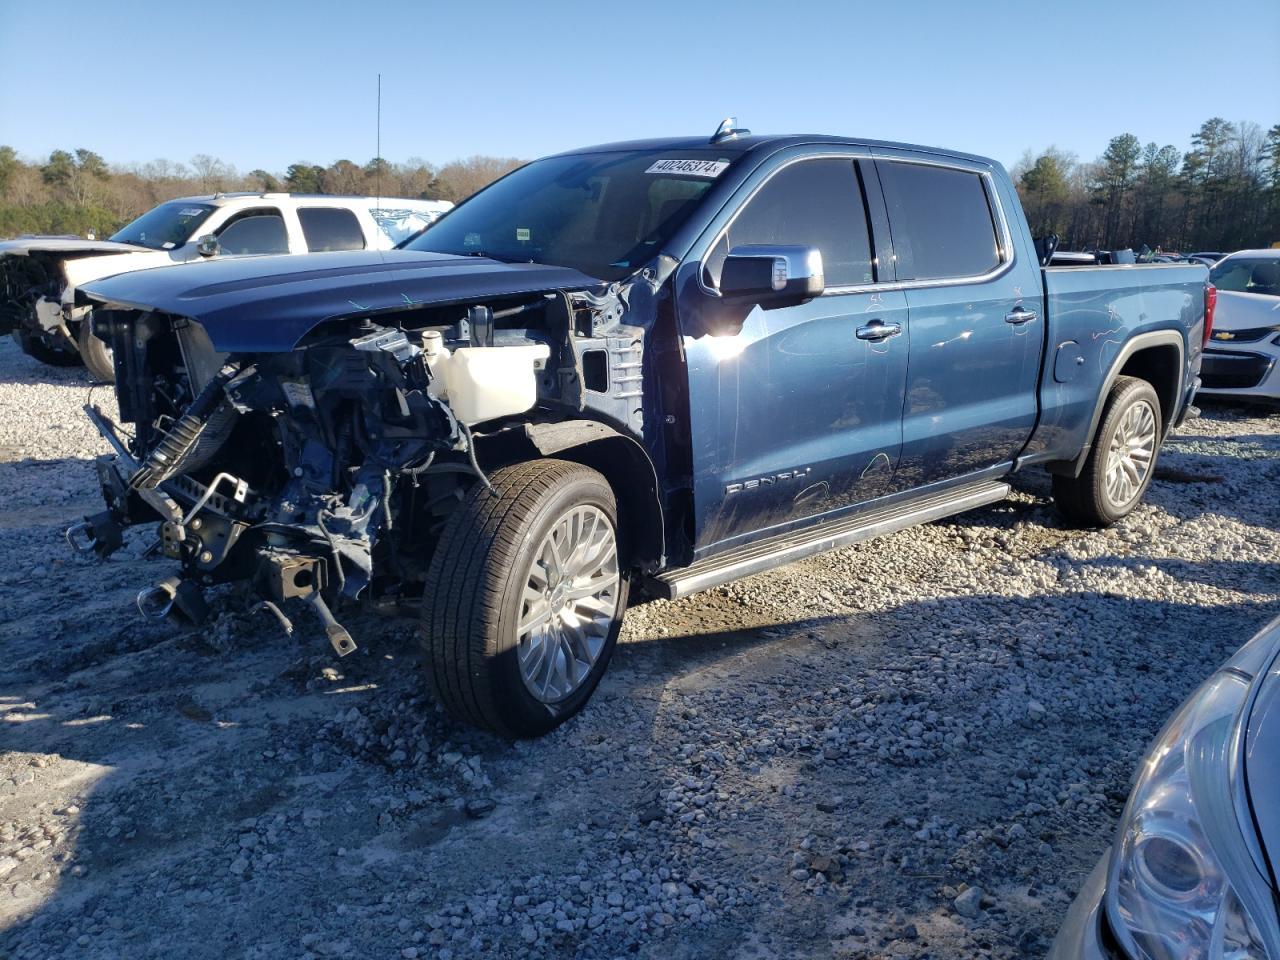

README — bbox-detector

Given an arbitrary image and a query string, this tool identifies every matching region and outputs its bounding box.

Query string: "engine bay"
[73,281,649,652]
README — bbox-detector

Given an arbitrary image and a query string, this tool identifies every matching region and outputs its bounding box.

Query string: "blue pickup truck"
[75,123,1213,736]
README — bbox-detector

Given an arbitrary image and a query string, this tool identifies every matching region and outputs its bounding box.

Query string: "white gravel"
[0,334,1277,959]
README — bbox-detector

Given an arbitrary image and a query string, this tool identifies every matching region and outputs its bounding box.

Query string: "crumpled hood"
[0,237,152,257]
[1245,636,1280,888]
[80,249,604,352]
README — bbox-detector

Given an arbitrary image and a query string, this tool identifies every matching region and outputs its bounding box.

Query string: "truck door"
[675,153,909,557]
[872,155,1042,488]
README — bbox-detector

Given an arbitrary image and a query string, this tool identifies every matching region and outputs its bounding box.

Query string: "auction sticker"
[645,159,730,177]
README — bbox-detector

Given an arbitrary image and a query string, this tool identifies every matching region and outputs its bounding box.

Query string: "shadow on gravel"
[4,580,1280,958]
[0,457,105,518]
[3,408,1280,957]
[1196,398,1280,420]
[607,592,1280,958]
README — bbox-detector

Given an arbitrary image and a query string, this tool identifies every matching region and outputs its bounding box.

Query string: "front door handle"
[1005,308,1038,325]
[856,319,902,341]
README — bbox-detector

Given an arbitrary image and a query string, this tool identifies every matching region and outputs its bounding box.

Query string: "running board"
[647,480,1010,601]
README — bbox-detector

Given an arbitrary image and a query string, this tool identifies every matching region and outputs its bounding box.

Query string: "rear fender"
[1045,330,1185,478]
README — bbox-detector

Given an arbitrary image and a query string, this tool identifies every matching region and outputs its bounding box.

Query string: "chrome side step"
[648,480,1010,601]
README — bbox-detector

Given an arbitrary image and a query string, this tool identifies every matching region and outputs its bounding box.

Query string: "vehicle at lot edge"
[1051,249,1138,266]
[0,193,452,381]
[1187,251,1228,268]
[1048,614,1280,960]
[71,121,1212,737]
[1198,250,1280,403]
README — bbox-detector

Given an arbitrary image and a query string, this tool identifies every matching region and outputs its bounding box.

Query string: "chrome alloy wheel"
[1104,399,1158,507]
[516,504,621,703]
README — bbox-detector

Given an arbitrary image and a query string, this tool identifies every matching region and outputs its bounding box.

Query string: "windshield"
[110,202,216,251]
[1210,257,1280,297]
[404,150,733,281]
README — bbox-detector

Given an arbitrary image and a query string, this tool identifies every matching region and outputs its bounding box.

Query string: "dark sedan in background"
[1051,615,1280,959]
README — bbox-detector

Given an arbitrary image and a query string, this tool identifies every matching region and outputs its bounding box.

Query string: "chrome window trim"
[695,151,1016,299]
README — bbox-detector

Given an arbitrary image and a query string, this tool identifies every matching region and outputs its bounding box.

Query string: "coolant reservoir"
[444,343,551,424]
[420,330,451,399]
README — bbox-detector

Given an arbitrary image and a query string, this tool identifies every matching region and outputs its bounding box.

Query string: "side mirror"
[719,245,824,309]
[196,234,220,258]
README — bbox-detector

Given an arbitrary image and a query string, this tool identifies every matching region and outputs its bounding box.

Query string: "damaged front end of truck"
[70,251,662,654]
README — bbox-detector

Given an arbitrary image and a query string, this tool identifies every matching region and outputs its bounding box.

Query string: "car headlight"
[1106,669,1280,959]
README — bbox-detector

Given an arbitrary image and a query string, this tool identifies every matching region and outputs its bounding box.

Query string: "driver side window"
[215,209,289,255]
[705,158,875,288]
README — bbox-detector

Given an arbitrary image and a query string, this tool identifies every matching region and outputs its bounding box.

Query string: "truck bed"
[1022,262,1208,466]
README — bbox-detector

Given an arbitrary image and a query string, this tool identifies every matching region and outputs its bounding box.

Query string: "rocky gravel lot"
[1,336,1278,960]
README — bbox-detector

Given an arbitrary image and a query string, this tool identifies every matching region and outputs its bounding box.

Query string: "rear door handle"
[856,320,902,341]
[1005,308,1038,325]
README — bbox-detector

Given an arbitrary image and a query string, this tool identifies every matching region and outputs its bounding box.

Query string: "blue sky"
[2,0,1277,173]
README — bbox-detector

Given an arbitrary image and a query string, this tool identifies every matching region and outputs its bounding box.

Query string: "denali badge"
[725,467,812,495]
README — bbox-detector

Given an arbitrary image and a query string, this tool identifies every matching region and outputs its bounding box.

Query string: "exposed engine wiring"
[459,421,496,497]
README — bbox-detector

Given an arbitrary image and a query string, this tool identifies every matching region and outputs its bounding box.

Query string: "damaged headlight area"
[70,292,608,655]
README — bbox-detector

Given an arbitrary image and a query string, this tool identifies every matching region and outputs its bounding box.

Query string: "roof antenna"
[710,117,750,144]
[375,73,382,209]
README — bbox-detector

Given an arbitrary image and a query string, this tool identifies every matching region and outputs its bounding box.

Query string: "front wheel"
[78,315,115,383]
[420,459,628,737]
[1053,375,1162,527]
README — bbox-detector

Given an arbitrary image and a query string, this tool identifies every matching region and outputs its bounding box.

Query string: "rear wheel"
[420,459,628,737]
[1053,375,1161,527]
[78,315,115,383]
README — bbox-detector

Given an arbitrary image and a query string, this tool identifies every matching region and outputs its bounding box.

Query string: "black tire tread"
[421,459,609,736]
[1052,375,1161,528]
[78,319,115,383]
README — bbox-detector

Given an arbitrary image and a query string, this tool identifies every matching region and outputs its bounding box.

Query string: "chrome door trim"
[693,151,1018,300]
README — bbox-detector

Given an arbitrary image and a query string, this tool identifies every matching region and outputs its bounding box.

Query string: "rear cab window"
[298,207,367,252]
[875,161,1003,280]
[705,157,877,289]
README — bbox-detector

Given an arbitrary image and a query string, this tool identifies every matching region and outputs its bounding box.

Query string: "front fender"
[521,420,666,572]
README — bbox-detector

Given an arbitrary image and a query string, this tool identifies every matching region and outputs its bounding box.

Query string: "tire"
[77,315,115,383]
[12,325,83,367]
[420,459,629,737]
[1053,375,1162,527]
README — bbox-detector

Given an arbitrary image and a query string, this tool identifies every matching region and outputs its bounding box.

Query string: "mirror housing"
[718,245,824,309]
[196,234,220,258]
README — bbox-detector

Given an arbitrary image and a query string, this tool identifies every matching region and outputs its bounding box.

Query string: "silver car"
[1050,615,1280,959]
[1199,250,1280,404]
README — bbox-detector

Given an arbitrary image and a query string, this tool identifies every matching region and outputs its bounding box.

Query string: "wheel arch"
[1047,330,1185,478]
[477,420,665,573]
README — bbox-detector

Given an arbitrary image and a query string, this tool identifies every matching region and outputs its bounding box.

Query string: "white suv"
[0,192,452,380]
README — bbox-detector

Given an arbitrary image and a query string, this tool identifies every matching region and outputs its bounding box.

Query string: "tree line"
[0,149,523,239]
[1,116,1277,251]
[1014,117,1279,253]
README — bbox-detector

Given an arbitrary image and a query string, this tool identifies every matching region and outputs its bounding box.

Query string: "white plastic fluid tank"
[445,344,551,424]
[420,330,451,399]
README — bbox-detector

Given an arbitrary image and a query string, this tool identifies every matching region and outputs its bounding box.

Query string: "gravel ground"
[1,335,1278,960]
